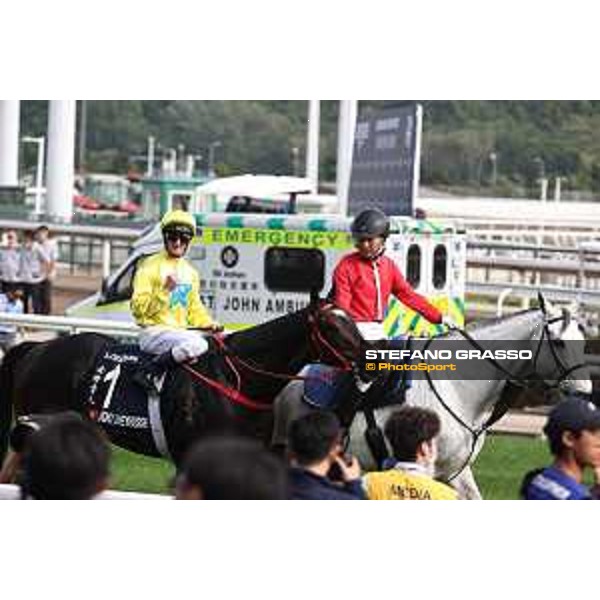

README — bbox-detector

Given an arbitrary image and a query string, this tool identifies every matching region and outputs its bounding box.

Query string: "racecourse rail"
[0,484,169,500]
[0,312,140,337]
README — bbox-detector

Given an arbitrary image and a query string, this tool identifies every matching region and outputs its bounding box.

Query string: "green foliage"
[18,101,600,196]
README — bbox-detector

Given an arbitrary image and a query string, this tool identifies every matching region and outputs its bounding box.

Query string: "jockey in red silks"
[331,208,453,341]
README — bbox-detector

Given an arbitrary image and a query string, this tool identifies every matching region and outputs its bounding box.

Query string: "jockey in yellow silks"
[131,210,221,389]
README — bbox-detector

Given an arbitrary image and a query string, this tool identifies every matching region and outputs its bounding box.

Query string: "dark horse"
[0,303,364,465]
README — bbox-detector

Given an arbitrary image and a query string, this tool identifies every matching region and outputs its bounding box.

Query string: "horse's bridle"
[306,306,357,373]
[451,315,588,390]
[424,313,589,482]
[182,305,357,413]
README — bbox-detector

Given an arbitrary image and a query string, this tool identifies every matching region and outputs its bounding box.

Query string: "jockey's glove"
[441,315,459,329]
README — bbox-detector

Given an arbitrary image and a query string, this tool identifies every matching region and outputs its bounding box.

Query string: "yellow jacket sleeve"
[131,255,170,324]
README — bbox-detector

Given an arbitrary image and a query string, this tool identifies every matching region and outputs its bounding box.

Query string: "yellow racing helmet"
[160,209,196,236]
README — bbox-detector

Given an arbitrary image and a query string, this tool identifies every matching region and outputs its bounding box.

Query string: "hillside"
[19,100,600,199]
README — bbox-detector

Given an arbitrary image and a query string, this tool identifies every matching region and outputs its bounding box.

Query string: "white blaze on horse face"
[552,311,593,396]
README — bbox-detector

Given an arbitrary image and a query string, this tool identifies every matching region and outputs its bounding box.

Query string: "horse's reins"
[181,363,273,411]
[425,314,588,482]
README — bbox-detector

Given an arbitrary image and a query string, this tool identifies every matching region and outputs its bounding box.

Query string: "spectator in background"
[521,396,600,500]
[0,288,24,353]
[175,435,288,500]
[34,225,58,315]
[363,407,458,500]
[287,411,365,500]
[19,412,111,500]
[0,229,21,294]
[19,229,49,314]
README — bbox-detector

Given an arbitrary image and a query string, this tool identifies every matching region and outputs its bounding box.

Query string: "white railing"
[467,281,600,306]
[0,312,140,338]
[0,218,141,240]
[0,484,170,500]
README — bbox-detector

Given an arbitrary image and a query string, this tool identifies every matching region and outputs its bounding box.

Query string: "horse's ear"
[537,292,547,313]
[561,307,572,331]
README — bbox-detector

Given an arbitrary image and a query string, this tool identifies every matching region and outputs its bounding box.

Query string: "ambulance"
[66,212,467,337]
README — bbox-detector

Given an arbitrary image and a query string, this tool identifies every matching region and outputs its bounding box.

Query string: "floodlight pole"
[22,136,45,215]
[46,100,77,222]
[305,100,320,192]
[336,100,358,216]
[0,100,20,186]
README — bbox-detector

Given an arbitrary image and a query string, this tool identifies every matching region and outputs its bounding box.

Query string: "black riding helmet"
[351,208,390,241]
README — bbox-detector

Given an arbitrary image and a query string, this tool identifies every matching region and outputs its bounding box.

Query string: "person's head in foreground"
[20,412,110,500]
[175,435,288,500]
[362,406,458,500]
[287,410,344,469]
[521,395,600,500]
[286,410,364,500]
[384,406,441,471]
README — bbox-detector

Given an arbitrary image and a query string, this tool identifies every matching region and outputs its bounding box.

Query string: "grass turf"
[110,447,174,495]
[109,433,557,499]
[471,434,551,499]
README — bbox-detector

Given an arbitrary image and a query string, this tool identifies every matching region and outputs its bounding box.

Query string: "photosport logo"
[360,339,587,382]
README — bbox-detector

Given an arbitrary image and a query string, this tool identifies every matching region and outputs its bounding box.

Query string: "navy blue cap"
[544,397,600,437]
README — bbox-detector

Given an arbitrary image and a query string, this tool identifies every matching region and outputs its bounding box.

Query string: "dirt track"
[51,268,103,315]
[490,411,546,437]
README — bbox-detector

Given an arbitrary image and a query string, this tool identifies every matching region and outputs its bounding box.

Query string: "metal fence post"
[102,239,111,278]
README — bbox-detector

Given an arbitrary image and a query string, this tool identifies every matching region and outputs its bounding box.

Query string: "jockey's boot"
[132,350,178,394]
[152,350,178,371]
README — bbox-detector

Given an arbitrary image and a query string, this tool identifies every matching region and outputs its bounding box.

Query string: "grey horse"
[272,300,591,499]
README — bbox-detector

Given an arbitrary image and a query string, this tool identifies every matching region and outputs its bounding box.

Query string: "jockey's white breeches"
[139,327,209,363]
[356,321,386,341]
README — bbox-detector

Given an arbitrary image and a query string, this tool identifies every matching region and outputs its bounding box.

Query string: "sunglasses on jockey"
[164,228,193,244]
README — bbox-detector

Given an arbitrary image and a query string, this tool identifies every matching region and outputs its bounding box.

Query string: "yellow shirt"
[364,465,458,500]
[131,250,213,329]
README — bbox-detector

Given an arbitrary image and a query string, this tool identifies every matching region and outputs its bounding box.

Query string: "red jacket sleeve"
[391,263,443,324]
[331,258,353,314]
